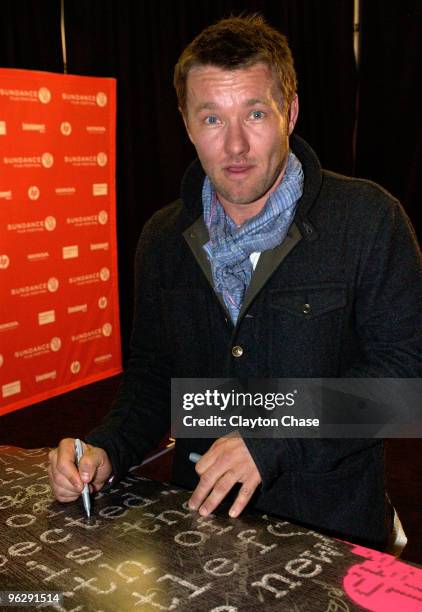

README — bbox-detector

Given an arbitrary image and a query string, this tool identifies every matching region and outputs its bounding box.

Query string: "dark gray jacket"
[87,135,422,549]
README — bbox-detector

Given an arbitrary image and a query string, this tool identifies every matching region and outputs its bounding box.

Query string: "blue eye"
[205,115,219,125]
[250,110,264,120]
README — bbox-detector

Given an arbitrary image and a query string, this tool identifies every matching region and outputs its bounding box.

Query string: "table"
[0,446,421,611]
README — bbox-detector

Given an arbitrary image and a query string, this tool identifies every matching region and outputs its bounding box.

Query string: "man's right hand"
[48,438,113,502]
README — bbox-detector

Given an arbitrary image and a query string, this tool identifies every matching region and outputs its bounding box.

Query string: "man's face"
[183,62,298,211]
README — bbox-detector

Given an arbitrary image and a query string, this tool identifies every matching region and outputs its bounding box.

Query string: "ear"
[180,108,194,144]
[288,95,299,135]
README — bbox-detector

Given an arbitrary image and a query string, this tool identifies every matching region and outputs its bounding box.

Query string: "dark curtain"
[1,0,356,358]
[355,0,422,238]
[0,0,62,71]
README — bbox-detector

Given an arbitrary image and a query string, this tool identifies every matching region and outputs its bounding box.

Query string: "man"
[48,15,422,550]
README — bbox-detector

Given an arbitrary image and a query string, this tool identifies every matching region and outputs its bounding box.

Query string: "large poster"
[0,69,121,416]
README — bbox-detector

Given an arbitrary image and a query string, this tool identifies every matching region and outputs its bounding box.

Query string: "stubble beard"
[209,157,287,207]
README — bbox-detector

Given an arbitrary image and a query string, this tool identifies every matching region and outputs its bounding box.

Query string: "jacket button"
[302,303,311,314]
[232,345,244,358]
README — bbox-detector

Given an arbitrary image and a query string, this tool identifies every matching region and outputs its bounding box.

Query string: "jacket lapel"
[182,217,232,319]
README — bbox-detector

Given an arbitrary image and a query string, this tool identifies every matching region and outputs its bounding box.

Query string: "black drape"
[0,0,62,71]
[356,0,422,238]
[3,0,408,360]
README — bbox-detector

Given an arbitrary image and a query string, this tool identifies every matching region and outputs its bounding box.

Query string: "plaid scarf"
[203,150,304,324]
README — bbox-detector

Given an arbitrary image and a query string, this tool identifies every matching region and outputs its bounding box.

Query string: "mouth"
[223,164,255,179]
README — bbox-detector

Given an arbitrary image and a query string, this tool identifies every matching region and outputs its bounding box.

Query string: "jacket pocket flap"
[270,283,347,318]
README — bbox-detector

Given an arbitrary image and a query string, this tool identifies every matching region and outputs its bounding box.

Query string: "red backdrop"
[0,69,121,416]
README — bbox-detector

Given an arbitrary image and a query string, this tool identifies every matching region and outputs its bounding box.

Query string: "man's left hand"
[188,436,262,518]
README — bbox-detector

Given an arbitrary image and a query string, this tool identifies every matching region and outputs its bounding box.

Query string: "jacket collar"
[180,133,322,241]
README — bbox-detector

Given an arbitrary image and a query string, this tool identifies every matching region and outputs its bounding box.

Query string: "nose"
[224,120,250,158]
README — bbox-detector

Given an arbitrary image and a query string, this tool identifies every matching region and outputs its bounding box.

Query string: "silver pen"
[74,438,91,518]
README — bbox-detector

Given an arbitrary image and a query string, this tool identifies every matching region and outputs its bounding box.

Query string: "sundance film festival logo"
[14,337,61,359]
[14,343,48,358]
[67,214,99,226]
[98,296,108,309]
[66,211,106,226]
[8,220,43,233]
[61,91,107,107]
[0,254,10,269]
[7,216,56,233]
[0,86,51,104]
[60,121,72,136]
[64,153,107,167]
[28,185,40,200]
[62,92,101,106]
[0,87,39,102]
[3,155,39,166]
[69,268,109,286]
[72,328,102,343]
[3,153,53,168]
[11,277,59,297]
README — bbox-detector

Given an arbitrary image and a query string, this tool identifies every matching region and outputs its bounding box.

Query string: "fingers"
[189,465,237,515]
[78,443,107,485]
[48,438,82,502]
[188,437,261,518]
[228,477,261,518]
[83,445,113,492]
[48,438,112,503]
